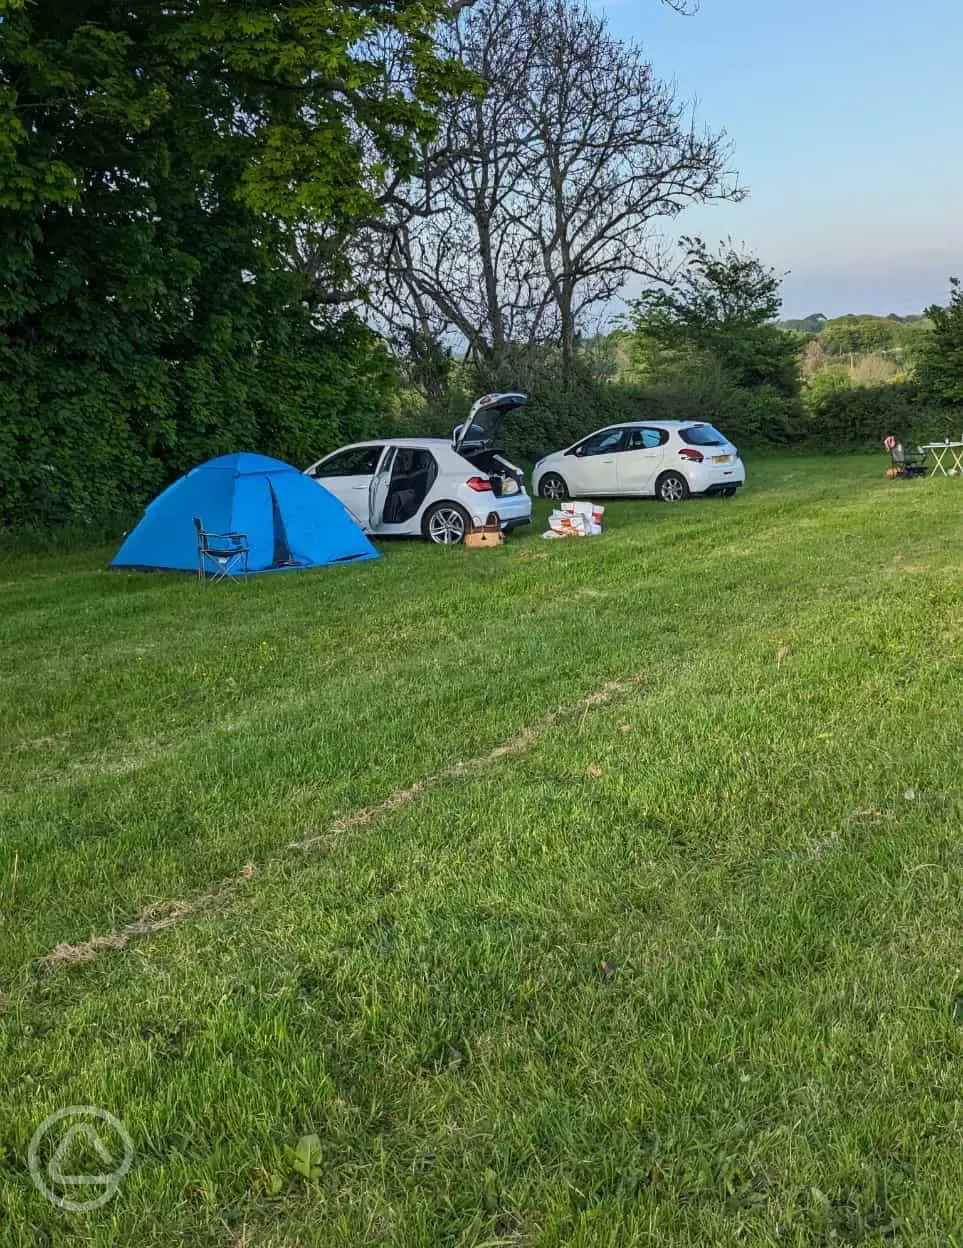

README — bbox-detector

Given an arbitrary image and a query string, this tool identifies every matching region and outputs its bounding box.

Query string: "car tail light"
[679,448,704,463]
[466,476,493,492]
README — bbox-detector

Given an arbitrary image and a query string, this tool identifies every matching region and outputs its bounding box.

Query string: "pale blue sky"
[596,0,963,318]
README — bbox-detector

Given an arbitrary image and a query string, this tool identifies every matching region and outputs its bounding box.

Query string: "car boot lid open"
[452,393,528,455]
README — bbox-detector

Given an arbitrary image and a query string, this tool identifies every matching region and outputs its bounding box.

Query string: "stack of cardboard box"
[543,500,604,539]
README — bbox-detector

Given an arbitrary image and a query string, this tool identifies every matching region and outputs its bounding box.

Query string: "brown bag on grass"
[464,519,505,549]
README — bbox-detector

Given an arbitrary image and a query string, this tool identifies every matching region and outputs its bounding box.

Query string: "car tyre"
[539,472,569,501]
[422,501,471,545]
[720,487,737,499]
[656,471,690,503]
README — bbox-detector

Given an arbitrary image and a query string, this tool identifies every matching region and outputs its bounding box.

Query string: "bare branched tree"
[519,0,742,365]
[357,0,738,373]
[353,3,545,364]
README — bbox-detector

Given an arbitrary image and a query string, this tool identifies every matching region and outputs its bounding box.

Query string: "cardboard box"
[545,501,603,539]
[562,500,605,525]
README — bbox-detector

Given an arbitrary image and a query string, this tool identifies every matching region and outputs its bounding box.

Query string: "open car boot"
[452,393,528,498]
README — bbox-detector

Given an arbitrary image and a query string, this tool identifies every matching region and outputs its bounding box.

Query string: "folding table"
[919,441,963,477]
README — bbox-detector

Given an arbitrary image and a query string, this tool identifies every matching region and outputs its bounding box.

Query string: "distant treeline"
[775,313,932,355]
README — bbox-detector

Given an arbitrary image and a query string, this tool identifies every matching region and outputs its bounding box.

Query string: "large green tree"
[628,237,802,396]
[917,279,963,408]
[0,0,473,527]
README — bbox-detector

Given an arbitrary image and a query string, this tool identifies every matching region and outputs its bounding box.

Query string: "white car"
[532,420,745,503]
[305,393,532,545]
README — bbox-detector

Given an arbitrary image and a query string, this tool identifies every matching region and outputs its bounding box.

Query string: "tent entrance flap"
[269,480,299,567]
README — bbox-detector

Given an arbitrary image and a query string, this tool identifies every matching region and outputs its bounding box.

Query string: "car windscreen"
[680,425,727,447]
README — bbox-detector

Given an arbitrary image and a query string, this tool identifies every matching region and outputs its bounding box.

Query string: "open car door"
[367,446,397,530]
[452,393,528,456]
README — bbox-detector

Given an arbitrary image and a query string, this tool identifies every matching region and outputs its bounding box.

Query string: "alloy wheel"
[660,475,687,502]
[428,507,467,544]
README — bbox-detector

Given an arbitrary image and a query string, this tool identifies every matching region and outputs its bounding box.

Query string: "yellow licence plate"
[713,454,732,464]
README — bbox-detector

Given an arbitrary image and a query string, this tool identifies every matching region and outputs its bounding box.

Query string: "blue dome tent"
[112,453,378,574]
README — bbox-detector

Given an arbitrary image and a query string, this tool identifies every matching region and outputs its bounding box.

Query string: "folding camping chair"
[883,436,928,479]
[193,517,250,582]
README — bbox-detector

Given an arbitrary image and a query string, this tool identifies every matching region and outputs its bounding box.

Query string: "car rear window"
[680,424,727,447]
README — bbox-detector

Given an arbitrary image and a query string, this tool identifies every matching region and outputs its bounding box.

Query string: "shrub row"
[4,341,958,535]
[0,315,398,531]
[409,368,957,467]
[800,382,958,450]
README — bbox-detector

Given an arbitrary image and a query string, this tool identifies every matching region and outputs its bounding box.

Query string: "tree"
[820,316,897,357]
[777,314,828,335]
[360,0,740,375]
[628,237,802,396]
[522,0,742,367]
[917,279,963,407]
[0,0,475,525]
[358,0,546,368]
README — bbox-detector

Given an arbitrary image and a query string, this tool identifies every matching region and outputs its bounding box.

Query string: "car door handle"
[351,484,367,490]
[602,458,615,464]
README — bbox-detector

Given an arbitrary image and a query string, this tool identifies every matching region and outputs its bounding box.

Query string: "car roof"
[310,438,471,469]
[609,420,706,429]
[333,438,453,449]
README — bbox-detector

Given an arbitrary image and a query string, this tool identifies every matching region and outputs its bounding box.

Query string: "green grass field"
[2,456,963,1245]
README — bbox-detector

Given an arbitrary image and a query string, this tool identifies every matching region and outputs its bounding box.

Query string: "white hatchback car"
[305,393,532,544]
[532,420,745,503]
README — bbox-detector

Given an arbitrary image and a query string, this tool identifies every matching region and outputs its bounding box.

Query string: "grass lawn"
[2,454,963,1245]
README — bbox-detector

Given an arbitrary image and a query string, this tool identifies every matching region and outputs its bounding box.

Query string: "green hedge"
[6,340,958,536]
[414,362,806,465]
[801,382,958,450]
[478,370,957,461]
[0,314,398,532]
